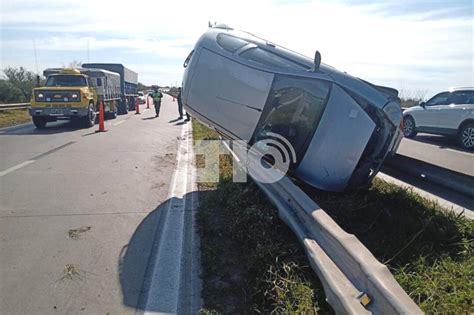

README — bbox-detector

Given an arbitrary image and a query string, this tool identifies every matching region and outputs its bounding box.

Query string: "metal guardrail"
[0,103,31,110]
[226,144,422,314]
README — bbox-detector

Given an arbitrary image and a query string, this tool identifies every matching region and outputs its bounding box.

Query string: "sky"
[1,0,472,98]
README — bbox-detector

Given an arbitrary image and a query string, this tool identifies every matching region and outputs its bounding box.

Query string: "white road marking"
[113,120,125,126]
[0,160,35,177]
[140,122,194,314]
[444,147,473,157]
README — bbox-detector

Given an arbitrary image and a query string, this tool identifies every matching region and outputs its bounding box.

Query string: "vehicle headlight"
[383,101,402,126]
[37,93,44,98]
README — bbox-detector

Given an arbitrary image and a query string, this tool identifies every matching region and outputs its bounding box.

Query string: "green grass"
[308,179,473,314]
[193,120,473,314]
[0,109,30,128]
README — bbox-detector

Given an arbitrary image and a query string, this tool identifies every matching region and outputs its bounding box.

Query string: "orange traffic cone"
[95,101,107,132]
[135,97,140,115]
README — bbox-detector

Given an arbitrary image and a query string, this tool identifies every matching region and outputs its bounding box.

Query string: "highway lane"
[397,134,473,176]
[0,95,191,314]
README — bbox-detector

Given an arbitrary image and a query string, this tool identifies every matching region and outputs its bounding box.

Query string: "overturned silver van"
[182,25,403,191]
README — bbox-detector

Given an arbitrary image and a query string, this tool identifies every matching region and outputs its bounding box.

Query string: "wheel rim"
[403,118,413,136]
[461,127,474,148]
[89,104,94,123]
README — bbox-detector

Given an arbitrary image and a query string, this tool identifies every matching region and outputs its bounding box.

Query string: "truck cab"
[30,68,120,128]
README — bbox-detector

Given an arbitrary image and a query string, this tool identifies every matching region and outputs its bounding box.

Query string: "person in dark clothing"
[177,87,190,121]
[149,86,163,117]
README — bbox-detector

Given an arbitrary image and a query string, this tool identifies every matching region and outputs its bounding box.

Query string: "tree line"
[0,67,42,103]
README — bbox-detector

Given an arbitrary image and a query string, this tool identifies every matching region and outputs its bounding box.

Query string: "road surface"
[0,95,200,314]
[397,134,473,176]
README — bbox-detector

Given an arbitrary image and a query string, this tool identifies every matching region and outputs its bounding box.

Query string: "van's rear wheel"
[32,116,47,129]
[83,103,96,128]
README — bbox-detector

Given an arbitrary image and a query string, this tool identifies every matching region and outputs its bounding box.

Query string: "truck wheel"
[83,103,96,128]
[111,104,118,119]
[459,123,474,150]
[106,103,118,119]
[32,116,47,129]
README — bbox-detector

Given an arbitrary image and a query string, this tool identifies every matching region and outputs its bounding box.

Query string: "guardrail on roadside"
[225,143,422,314]
[0,103,31,110]
[385,153,474,198]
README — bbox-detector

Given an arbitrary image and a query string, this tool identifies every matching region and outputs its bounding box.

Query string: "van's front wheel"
[32,116,47,129]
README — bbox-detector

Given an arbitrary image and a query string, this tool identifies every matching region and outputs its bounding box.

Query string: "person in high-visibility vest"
[149,86,163,117]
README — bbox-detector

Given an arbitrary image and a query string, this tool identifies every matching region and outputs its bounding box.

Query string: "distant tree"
[399,88,428,108]
[0,79,25,103]
[137,82,149,91]
[3,67,37,100]
[63,60,82,68]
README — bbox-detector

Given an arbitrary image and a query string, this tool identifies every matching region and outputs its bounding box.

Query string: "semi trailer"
[82,63,138,114]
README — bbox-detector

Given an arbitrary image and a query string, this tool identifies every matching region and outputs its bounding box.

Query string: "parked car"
[138,91,146,104]
[403,88,474,150]
[181,25,404,192]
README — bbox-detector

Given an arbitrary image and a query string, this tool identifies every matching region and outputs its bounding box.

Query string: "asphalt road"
[397,134,473,176]
[0,96,197,314]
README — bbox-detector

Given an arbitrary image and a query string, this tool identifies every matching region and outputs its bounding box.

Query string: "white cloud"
[1,0,472,94]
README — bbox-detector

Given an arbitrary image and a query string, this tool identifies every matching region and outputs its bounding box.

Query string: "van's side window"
[253,75,331,164]
[216,34,248,53]
[183,50,194,68]
[240,48,308,71]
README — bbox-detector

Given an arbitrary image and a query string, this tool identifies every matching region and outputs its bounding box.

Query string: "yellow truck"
[30,68,121,128]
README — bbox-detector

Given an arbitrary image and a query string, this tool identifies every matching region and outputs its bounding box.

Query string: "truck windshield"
[45,75,87,87]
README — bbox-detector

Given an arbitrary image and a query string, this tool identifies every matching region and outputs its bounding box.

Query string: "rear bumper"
[29,107,88,117]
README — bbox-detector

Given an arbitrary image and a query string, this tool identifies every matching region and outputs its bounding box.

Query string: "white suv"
[403,88,474,150]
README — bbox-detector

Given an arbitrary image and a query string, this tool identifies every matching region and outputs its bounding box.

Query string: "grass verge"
[193,120,473,314]
[0,109,30,128]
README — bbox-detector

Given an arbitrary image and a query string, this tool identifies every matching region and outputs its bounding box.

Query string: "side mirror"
[420,102,426,108]
[312,50,321,72]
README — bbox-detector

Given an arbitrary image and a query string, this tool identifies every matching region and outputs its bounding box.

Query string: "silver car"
[182,25,403,191]
[403,88,474,150]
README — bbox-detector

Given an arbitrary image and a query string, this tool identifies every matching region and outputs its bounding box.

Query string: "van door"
[186,49,274,141]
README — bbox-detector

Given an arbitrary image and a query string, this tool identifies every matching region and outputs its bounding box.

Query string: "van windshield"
[45,75,87,87]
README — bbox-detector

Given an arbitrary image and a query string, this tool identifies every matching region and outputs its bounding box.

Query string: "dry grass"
[67,226,91,240]
[0,109,30,128]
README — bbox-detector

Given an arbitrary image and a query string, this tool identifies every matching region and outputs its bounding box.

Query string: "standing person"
[150,86,163,117]
[177,87,190,121]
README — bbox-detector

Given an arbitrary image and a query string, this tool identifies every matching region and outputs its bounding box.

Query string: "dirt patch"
[68,226,91,240]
